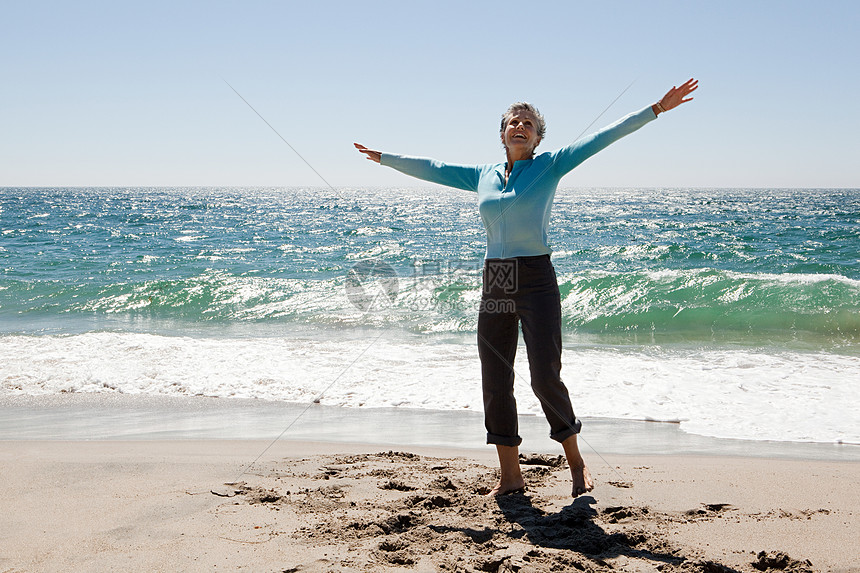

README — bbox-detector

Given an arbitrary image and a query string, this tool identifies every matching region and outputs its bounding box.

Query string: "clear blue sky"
[2,0,858,188]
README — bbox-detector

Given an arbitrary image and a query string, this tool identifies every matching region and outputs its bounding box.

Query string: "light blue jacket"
[380,106,657,259]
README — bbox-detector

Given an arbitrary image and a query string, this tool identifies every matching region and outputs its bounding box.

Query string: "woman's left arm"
[551,77,698,175]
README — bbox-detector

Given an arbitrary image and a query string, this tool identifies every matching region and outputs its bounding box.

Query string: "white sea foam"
[1,331,857,445]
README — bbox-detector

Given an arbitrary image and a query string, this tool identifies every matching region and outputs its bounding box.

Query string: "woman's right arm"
[354,143,481,192]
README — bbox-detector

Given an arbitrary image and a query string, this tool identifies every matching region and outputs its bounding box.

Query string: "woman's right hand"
[354,143,381,163]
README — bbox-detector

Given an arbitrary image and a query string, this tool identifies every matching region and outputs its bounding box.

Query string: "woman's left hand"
[658,78,698,112]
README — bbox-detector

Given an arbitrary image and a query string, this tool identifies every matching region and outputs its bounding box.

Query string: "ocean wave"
[1,331,857,444]
[558,268,860,340]
[2,267,858,345]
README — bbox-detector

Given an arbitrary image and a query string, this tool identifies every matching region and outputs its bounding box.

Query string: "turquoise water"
[2,186,858,346]
[1,186,858,444]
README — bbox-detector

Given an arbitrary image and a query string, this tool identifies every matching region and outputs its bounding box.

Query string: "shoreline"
[1,438,857,572]
[1,393,857,462]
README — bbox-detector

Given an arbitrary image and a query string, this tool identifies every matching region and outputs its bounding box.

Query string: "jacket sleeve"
[549,106,657,176]
[380,153,481,192]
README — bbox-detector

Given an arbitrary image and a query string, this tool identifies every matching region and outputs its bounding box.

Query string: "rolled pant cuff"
[486,433,522,447]
[550,418,582,443]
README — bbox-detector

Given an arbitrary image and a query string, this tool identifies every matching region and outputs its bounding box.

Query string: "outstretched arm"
[353,142,481,192]
[652,78,698,116]
[551,77,699,175]
[354,143,381,163]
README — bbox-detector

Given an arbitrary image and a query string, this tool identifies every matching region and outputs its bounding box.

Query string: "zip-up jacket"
[380,106,657,259]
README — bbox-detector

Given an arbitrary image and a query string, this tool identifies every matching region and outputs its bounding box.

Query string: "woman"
[355,78,698,498]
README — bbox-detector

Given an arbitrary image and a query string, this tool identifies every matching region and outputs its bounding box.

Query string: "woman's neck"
[505,148,533,175]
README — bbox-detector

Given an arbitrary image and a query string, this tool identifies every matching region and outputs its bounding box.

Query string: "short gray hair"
[500,102,546,140]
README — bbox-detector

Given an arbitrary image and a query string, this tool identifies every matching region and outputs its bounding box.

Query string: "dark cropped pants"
[478,254,582,447]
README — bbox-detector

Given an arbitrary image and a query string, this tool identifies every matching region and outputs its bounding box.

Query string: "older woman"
[355,78,698,497]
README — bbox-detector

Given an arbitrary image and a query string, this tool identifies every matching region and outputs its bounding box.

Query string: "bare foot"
[571,463,594,498]
[487,444,525,497]
[561,434,594,498]
[485,478,526,497]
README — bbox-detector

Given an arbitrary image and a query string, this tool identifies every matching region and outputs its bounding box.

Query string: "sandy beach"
[1,437,857,573]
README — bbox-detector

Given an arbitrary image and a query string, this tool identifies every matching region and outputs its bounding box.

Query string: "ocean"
[1,186,858,445]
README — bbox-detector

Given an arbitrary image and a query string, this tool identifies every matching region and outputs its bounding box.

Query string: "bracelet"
[655,101,667,114]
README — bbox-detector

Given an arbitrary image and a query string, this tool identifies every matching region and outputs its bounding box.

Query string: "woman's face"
[502,110,542,156]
